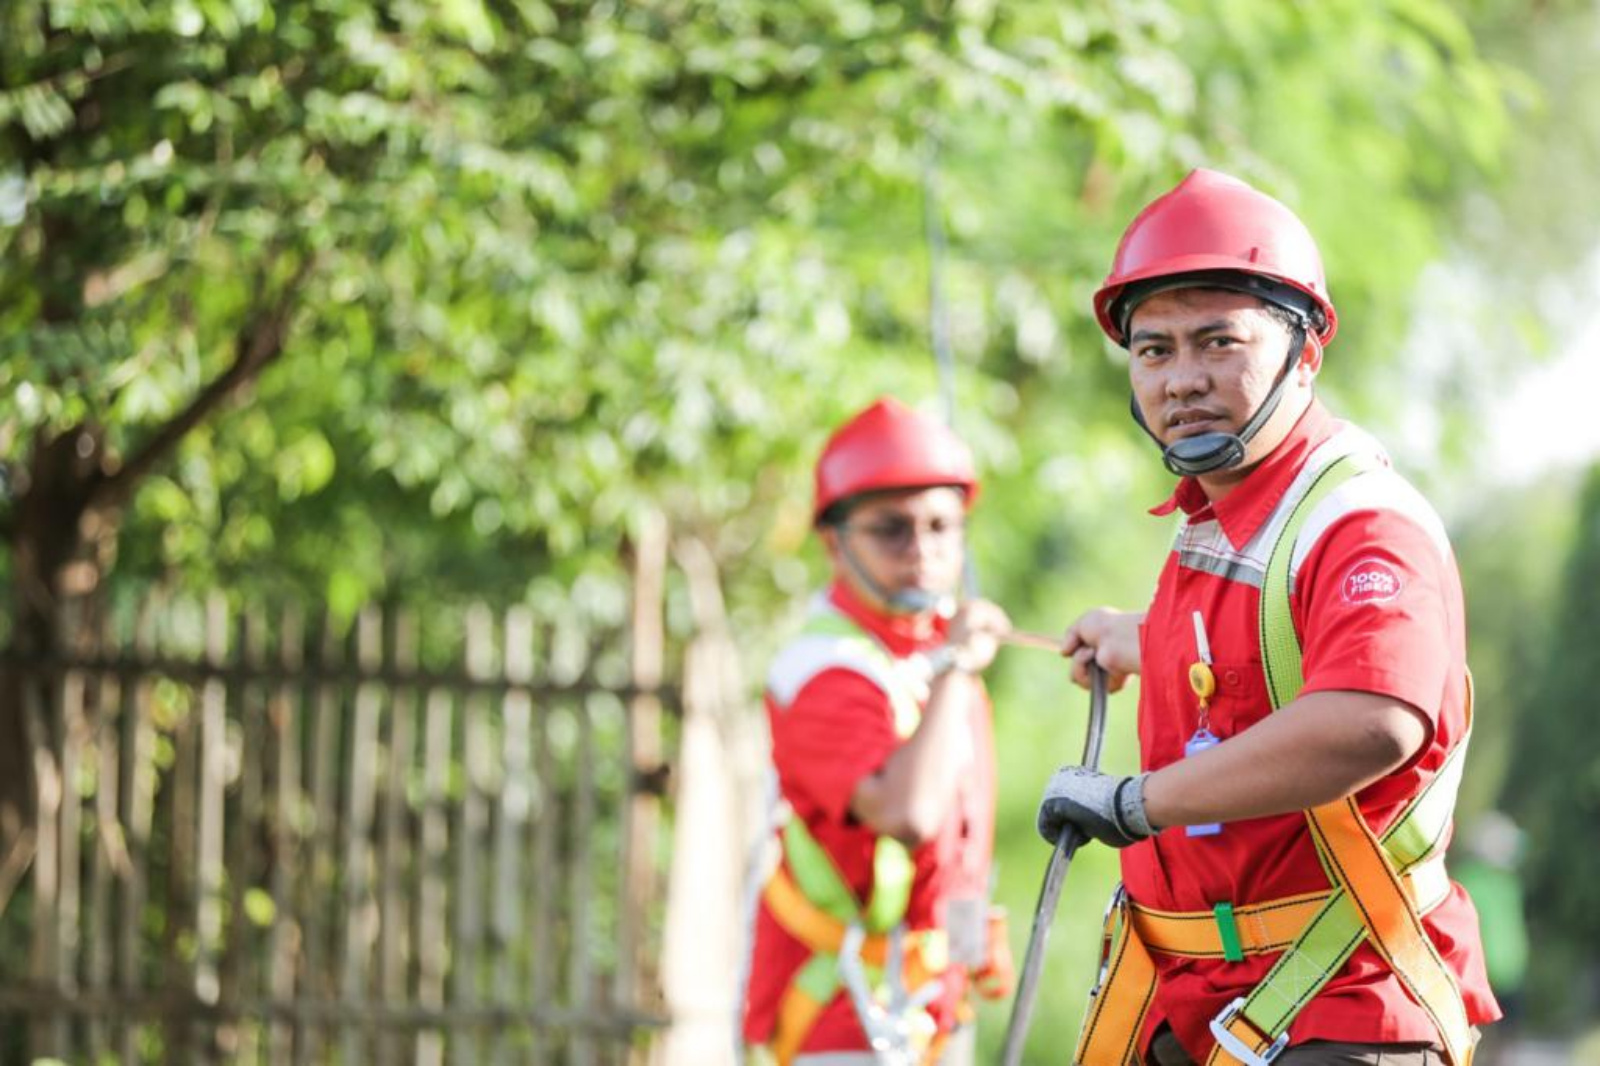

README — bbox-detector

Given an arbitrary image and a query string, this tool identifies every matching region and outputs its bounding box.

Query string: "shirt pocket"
[1198,658,1270,739]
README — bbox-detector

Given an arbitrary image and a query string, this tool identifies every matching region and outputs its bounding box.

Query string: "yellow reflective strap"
[1382,673,1474,872]
[1259,453,1376,708]
[783,819,864,925]
[866,835,914,933]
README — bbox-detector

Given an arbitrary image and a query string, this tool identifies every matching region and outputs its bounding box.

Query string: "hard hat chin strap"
[1130,324,1306,478]
[835,534,954,617]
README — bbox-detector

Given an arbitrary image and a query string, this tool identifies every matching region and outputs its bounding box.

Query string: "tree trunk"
[1,424,119,861]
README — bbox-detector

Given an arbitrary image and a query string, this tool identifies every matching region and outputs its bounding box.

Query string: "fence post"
[378,609,418,1065]
[266,603,305,1066]
[117,594,159,1062]
[24,669,64,1060]
[654,537,751,1066]
[338,606,383,1064]
[491,605,535,1066]
[416,680,454,1066]
[86,608,124,1060]
[453,604,494,1064]
[194,592,230,1060]
[623,508,668,1043]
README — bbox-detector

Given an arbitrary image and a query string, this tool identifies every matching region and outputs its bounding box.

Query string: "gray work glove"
[1036,767,1156,849]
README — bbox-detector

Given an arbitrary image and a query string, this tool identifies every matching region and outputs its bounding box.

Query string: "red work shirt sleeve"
[771,668,900,824]
[1293,507,1454,733]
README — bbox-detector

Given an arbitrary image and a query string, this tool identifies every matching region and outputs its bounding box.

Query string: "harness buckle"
[1090,883,1128,997]
[1208,998,1289,1066]
[838,922,939,1066]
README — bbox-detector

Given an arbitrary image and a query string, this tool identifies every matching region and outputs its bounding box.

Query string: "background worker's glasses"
[842,517,965,555]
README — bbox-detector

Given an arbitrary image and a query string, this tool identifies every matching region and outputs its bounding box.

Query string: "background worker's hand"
[1060,608,1143,692]
[1036,766,1155,848]
[943,598,1012,675]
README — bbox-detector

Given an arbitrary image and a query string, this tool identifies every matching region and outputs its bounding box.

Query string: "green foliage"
[1,0,1537,618]
[1504,464,1600,1027]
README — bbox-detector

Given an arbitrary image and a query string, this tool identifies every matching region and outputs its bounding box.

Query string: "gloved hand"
[1036,766,1156,849]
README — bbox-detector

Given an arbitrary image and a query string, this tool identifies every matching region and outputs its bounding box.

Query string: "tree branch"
[95,253,320,509]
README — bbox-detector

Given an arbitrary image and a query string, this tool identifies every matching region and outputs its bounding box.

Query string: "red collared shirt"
[742,581,997,1053]
[1125,402,1498,1056]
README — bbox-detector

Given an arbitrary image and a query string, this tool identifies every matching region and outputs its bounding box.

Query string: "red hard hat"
[1093,169,1338,347]
[813,398,979,523]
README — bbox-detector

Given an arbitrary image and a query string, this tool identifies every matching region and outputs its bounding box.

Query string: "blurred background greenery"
[4,0,1600,1061]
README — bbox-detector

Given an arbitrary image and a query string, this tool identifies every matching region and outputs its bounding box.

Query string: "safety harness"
[1073,453,1477,1066]
[758,608,953,1066]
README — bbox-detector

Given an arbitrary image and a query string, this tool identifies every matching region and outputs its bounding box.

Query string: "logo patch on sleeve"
[1342,558,1403,604]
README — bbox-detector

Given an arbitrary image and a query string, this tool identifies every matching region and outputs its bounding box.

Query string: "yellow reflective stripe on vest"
[1257,452,1379,708]
[801,609,923,738]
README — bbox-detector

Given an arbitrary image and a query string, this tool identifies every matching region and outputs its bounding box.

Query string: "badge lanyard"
[1185,610,1222,837]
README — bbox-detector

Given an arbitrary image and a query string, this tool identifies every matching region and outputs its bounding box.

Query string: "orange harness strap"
[764,867,892,966]
[1072,889,1158,1066]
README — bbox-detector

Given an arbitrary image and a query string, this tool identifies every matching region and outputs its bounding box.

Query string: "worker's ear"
[818,524,842,563]
[1295,334,1323,384]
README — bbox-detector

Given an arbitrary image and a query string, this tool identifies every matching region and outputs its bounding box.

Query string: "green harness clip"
[1213,901,1245,963]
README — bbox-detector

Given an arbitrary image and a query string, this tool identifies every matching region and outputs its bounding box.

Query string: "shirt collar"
[827,579,948,656]
[1148,401,1338,550]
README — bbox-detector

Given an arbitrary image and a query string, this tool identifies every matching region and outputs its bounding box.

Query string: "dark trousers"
[1146,1025,1444,1065]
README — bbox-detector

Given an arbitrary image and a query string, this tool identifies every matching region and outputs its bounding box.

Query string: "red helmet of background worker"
[813,398,979,525]
[1091,169,1339,477]
[812,397,979,615]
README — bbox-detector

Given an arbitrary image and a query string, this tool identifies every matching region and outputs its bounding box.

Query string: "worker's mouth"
[1165,409,1226,438]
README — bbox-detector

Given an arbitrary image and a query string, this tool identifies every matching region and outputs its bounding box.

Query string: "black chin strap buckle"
[1162,431,1246,477]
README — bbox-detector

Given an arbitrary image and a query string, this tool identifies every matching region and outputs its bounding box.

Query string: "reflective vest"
[759,606,951,1066]
[1074,454,1477,1066]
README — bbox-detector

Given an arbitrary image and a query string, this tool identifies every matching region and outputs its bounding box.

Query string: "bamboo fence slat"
[266,604,304,1066]
[452,604,494,1065]
[416,684,453,1066]
[337,606,383,1064]
[117,597,159,1063]
[25,668,63,1060]
[295,610,343,1066]
[86,610,122,1060]
[571,696,598,1066]
[490,605,534,1066]
[377,610,418,1065]
[623,511,667,1025]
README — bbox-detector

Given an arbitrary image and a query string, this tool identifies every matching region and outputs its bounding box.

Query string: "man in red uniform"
[741,397,1013,1065]
[1035,170,1499,1065]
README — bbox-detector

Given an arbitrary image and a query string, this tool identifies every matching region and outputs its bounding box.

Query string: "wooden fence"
[0,591,677,1065]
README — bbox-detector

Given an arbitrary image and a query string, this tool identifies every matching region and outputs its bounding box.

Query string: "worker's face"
[1126,288,1320,488]
[822,486,967,615]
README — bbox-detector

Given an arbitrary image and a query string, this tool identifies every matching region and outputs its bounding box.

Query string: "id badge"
[1184,727,1222,837]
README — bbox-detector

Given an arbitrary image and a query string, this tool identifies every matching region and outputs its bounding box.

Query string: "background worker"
[1035,170,1500,1065]
[741,397,1014,1065]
